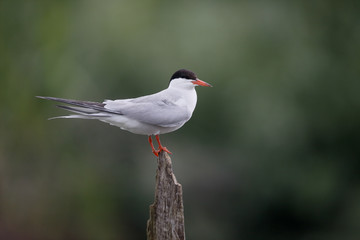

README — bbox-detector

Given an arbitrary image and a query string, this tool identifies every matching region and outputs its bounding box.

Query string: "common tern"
[37,69,212,156]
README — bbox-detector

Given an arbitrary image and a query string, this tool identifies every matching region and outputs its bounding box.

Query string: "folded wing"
[104,96,191,128]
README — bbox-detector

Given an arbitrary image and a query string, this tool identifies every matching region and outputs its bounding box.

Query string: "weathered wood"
[147,151,185,240]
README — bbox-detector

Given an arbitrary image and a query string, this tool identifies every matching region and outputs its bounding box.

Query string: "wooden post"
[146,151,185,240]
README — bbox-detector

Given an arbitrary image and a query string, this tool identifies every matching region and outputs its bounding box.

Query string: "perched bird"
[37,69,212,156]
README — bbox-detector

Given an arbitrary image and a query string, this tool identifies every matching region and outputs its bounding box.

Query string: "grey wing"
[107,98,191,127]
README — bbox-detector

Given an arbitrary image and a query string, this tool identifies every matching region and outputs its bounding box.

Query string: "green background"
[1,1,359,239]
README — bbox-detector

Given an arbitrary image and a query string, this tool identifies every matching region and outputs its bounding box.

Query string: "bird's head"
[169,69,212,89]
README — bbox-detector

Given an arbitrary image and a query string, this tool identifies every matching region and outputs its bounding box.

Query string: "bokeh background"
[1,1,360,239]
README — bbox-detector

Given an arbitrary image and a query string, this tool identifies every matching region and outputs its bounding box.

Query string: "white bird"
[37,69,212,156]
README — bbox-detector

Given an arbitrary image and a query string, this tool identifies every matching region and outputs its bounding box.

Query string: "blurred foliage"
[1,0,360,239]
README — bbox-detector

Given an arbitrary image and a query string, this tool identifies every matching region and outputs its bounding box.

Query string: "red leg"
[155,135,172,154]
[148,136,159,157]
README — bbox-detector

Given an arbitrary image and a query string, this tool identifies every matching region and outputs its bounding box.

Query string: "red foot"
[151,149,159,157]
[159,146,172,155]
[152,145,172,157]
[148,135,172,157]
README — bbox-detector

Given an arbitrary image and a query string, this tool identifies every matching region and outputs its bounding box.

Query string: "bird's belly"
[100,116,183,135]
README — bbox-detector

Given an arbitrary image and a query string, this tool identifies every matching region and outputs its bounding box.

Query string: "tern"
[37,69,212,156]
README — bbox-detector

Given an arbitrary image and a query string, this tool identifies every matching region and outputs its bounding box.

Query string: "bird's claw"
[160,146,172,155]
[149,135,172,157]
[152,150,159,157]
[152,147,172,157]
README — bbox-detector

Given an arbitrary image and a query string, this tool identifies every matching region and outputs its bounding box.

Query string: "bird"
[37,69,212,156]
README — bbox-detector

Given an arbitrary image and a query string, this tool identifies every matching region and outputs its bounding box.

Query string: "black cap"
[170,69,197,81]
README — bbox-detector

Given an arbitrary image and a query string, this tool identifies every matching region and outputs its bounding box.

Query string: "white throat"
[168,79,198,114]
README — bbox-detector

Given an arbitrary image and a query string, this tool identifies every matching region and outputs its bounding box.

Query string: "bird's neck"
[184,88,197,113]
[169,86,197,113]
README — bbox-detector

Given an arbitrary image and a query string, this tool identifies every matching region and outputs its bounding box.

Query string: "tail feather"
[56,105,100,114]
[48,115,91,120]
[36,96,123,116]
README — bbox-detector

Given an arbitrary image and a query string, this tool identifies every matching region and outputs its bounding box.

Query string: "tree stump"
[146,151,185,240]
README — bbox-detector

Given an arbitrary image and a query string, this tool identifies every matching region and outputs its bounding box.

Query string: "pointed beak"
[191,79,212,87]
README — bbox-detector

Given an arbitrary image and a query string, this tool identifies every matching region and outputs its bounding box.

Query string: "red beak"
[191,79,212,87]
